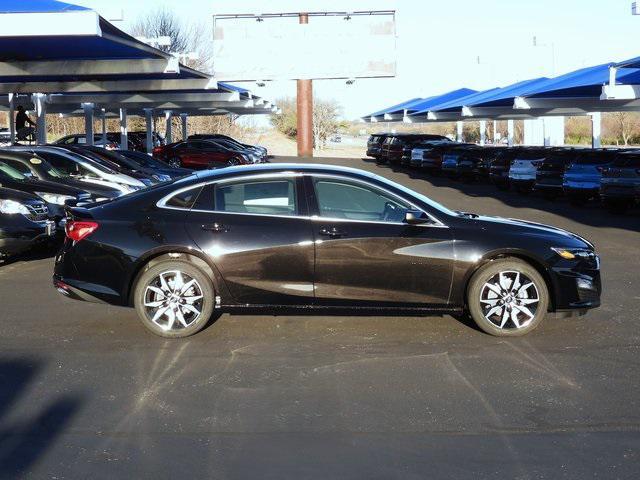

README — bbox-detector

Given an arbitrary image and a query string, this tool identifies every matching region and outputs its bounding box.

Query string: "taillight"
[152,146,163,155]
[65,220,99,242]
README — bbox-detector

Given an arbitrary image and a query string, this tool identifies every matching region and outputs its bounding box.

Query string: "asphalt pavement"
[0,156,638,479]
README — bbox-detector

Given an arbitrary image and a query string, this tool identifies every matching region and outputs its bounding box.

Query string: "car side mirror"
[404,210,431,225]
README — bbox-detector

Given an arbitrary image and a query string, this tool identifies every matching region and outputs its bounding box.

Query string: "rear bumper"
[600,184,640,200]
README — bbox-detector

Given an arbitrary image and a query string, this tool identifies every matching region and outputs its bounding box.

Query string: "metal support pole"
[82,103,94,146]
[119,108,128,150]
[492,120,497,144]
[8,93,15,144]
[591,112,602,148]
[144,108,153,154]
[507,119,515,147]
[101,109,107,145]
[479,120,486,146]
[456,121,463,142]
[33,93,47,145]
[164,110,173,144]
[180,113,188,141]
[296,13,313,158]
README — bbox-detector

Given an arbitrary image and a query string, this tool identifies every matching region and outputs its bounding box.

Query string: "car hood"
[0,186,41,202]
[472,214,593,248]
[55,177,121,197]
[0,177,86,197]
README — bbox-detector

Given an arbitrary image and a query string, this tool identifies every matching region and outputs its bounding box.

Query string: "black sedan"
[54,164,601,338]
[0,157,92,226]
[1,187,55,258]
[0,150,121,201]
[117,150,192,179]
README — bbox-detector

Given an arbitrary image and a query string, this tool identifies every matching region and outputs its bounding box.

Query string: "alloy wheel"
[479,270,540,330]
[143,270,204,331]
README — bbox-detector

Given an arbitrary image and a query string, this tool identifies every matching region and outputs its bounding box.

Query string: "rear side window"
[211,179,297,216]
[165,186,203,209]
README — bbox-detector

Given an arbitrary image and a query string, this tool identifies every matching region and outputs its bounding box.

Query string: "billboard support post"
[297,13,313,158]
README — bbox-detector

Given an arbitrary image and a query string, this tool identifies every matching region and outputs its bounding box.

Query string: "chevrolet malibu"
[54,164,601,338]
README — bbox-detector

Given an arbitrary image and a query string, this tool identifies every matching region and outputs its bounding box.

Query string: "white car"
[11,146,145,195]
[508,150,547,192]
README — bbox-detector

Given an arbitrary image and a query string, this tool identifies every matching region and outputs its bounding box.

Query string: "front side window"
[312,177,411,223]
[0,161,27,180]
[2,159,33,176]
[212,179,297,216]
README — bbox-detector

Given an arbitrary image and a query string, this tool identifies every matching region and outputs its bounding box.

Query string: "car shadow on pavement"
[0,240,60,269]
[0,357,83,478]
[367,159,640,234]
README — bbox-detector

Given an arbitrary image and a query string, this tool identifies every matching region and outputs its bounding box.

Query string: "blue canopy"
[0,1,88,13]
[366,97,425,118]
[405,88,477,114]
[463,78,549,107]
[412,88,501,115]
[517,63,640,99]
[616,56,640,69]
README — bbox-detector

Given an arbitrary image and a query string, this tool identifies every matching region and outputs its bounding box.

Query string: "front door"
[185,174,315,305]
[306,175,454,307]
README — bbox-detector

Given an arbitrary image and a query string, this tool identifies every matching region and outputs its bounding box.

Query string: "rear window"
[165,186,203,209]
[577,152,617,165]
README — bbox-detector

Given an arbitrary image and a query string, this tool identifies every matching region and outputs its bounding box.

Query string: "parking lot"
[1,155,639,478]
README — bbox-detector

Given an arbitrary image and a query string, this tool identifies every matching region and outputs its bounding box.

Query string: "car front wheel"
[133,260,215,338]
[467,258,549,336]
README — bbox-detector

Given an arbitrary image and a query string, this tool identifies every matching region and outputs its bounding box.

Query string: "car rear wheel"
[467,258,549,337]
[167,157,182,168]
[133,260,214,338]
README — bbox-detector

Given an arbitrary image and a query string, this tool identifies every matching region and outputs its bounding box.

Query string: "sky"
[73,0,640,120]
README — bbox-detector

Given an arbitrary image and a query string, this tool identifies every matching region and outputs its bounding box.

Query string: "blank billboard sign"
[212,11,396,81]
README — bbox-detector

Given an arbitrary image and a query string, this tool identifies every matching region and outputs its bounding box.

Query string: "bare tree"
[608,112,639,146]
[312,98,341,151]
[130,7,211,72]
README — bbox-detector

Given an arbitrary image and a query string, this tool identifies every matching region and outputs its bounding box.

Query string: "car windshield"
[122,152,168,169]
[0,161,27,180]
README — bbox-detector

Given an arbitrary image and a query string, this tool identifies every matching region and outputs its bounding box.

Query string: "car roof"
[193,163,388,182]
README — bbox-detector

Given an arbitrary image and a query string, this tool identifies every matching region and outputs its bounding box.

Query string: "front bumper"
[0,219,55,257]
[551,255,602,310]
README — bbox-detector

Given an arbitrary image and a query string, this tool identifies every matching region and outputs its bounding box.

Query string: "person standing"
[15,105,36,142]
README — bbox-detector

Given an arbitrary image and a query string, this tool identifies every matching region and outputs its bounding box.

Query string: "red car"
[153,140,250,169]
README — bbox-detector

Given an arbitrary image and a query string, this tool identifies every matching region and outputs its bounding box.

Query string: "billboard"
[212,11,396,81]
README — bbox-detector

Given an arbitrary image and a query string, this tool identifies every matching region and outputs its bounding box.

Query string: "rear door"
[183,174,315,305]
[306,174,454,307]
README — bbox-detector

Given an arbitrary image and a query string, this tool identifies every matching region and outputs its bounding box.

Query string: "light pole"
[533,36,556,76]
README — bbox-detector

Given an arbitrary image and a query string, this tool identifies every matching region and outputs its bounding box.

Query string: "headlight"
[551,247,596,261]
[95,197,109,202]
[0,199,30,215]
[35,192,75,205]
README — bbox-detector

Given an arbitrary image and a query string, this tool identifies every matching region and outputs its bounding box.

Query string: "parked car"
[600,151,640,212]
[456,145,495,180]
[409,141,453,169]
[188,134,267,159]
[0,149,121,202]
[54,163,600,338]
[441,144,475,178]
[13,145,146,194]
[118,150,192,179]
[105,131,165,152]
[206,138,265,164]
[382,134,451,165]
[0,155,92,227]
[509,148,548,193]
[401,138,450,166]
[0,187,55,258]
[416,143,461,173]
[535,149,582,198]
[153,140,252,169]
[54,134,119,150]
[77,146,182,182]
[563,149,621,205]
[366,133,390,160]
[60,145,159,187]
[489,148,520,190]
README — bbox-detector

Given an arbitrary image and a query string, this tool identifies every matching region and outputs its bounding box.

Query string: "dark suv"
[366,133,391,160]
[600,151,640,212]
[381,134,450,165]
[489,148,521,190]
[535,149,583,198]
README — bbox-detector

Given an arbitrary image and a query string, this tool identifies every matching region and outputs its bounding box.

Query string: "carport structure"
[0,0,276,151]
[366,61,640,148]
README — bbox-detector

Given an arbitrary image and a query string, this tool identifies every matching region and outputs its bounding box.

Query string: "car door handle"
[201,223,228,233]
[319,226,346,238]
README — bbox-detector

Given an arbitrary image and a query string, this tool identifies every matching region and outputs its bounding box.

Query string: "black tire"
[467,258,549,337]
[133,260,215,338]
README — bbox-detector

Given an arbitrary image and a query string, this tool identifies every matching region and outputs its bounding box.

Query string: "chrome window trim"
[156,171,447,228]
